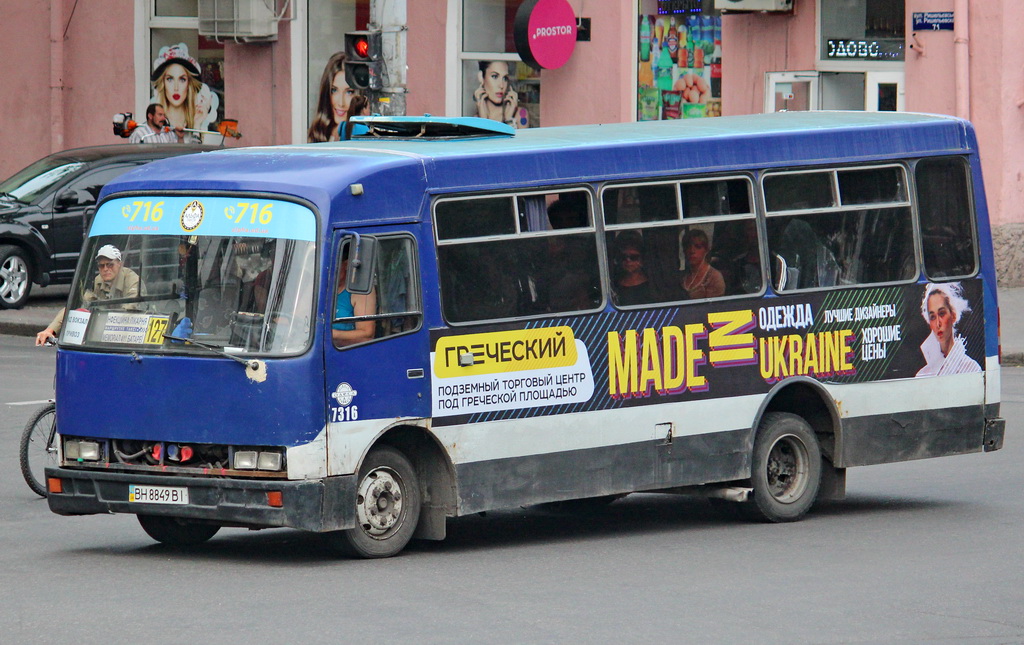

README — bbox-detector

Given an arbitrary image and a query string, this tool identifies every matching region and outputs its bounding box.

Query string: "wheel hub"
[356,468,404,538]
[765,433,809,503]
[0,255,29,304]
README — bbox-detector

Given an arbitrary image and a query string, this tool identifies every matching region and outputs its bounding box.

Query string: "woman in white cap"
[35,245,143,345]
[151,43,204,139]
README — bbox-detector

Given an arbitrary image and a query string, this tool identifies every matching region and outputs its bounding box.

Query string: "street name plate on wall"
[912,12,954,31]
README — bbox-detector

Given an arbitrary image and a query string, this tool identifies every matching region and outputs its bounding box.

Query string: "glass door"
[865,71,904,111]
[764,72,819,112]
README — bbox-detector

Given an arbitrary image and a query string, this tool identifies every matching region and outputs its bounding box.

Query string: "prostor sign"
[514,0,577,70]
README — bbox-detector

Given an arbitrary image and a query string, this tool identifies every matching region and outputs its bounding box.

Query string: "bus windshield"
[62,196,317,356]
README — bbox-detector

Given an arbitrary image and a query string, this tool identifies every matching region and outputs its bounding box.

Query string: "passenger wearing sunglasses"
[36,245,142,345]
[611,233,659,307]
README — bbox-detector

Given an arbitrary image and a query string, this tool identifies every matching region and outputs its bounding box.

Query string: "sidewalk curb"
[1004,352,1024,367]
[0,320,46,338]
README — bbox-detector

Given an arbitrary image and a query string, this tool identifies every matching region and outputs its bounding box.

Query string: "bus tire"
[337,446,421,558]
[743,412,821,523]
[137,515,220,546]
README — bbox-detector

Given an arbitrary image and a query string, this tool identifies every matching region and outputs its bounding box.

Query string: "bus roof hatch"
[349,115,516,140]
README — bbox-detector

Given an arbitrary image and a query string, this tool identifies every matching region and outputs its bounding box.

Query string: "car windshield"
[63,234,316,355]
[0,158,86,203]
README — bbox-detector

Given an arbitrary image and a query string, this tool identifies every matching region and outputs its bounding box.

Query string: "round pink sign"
[514,0,578,70]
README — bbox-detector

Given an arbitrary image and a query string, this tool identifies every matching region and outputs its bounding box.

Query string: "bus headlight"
[257,451,283,471]
[233,451,258,470]
[64,439,101,461]
[233,450,283,471]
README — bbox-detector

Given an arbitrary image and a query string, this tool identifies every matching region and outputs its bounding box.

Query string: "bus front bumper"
[45,467,357,533]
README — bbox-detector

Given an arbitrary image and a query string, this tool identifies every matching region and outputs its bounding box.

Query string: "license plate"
[128,484,189,505]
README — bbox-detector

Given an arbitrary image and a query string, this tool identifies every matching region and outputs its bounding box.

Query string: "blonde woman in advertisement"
[916,281,982,376]
[151,43,204,141]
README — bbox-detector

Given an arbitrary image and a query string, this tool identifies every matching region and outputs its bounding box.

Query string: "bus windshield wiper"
[162,333,259,370]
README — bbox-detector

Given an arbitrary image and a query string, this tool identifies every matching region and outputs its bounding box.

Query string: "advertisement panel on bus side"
[428,279,985,425]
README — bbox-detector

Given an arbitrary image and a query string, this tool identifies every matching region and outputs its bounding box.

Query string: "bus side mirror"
[346,235,378,295]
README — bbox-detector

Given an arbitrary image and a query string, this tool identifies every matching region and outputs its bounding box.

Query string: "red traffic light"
[345,30,382,61]
[353,37,369,59]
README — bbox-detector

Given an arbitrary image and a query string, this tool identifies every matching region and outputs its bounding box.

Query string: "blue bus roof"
[102,111,975,224]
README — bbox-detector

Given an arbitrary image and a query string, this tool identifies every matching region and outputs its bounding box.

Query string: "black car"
[0,144,218,309]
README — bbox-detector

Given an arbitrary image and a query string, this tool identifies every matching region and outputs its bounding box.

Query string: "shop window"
[146,3,225,136]
[820,0,905,64]
[637,0,722,121]
[460,0,540,129]
[155,0,198,16]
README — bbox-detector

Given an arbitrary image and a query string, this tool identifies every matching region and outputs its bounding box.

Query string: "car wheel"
[0,245,32,309]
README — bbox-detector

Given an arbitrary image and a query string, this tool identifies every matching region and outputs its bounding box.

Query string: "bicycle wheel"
[20,403,57,498]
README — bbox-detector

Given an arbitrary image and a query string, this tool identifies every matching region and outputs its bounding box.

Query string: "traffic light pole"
[363,0,407,117]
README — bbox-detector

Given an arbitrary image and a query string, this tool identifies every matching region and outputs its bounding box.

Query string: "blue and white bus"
[47,112,1005,557]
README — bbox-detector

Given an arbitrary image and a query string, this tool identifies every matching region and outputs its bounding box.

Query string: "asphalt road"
[2,333,1022,644]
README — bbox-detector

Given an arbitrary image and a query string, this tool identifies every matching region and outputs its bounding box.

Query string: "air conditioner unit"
[199,0,279,42]
[714,0,794,11]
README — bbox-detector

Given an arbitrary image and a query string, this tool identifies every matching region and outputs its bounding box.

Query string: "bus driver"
[35,245,143,345]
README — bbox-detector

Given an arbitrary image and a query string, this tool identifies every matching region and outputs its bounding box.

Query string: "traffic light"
[344,31,384,90]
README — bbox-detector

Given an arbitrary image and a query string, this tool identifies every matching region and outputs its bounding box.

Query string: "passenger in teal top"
[331,250,376,346]
[333,290,355,330]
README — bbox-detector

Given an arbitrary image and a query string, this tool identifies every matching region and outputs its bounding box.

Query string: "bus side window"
[915,157,977,279]
[437,189,600,323]
[333,236,421,349]
[710,218,763,295]
[376,237,420,337]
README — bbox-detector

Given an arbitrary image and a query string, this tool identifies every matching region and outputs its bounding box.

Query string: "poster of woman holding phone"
[915,281,982,376]
[473,60,521,127]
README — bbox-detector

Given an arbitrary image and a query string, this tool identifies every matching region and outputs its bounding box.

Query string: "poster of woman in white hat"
[150,43,220,141]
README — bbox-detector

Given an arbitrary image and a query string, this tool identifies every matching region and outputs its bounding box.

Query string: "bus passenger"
[611,232,658,307]
[718,219,762,295]
[532,199,597,312]
[36,245,142,345]
[332,253,377,347]
[681,229,725,299]
[915,282,982,377]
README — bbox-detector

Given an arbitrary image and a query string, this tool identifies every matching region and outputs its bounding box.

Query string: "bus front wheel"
[336,446,421,558]
[744,412,822,523]
[138,515,220,546]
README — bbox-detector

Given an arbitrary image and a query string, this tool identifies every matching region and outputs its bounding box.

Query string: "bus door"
[323,229,428,473]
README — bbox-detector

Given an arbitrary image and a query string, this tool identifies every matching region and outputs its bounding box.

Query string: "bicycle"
[20,400,57,498]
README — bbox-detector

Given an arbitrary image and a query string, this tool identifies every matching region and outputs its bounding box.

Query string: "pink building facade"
[2,0,1021,282]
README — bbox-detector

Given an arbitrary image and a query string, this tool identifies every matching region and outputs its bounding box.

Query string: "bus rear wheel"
[743,412,822,522]
[335,446,421,558]
[138,515,220,546]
